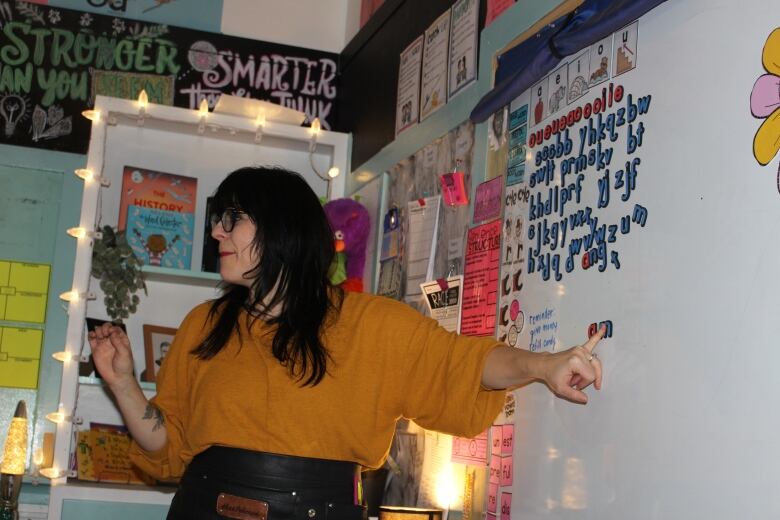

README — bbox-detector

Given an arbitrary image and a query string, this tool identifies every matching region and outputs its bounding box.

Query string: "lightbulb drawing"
[0,95,27,138]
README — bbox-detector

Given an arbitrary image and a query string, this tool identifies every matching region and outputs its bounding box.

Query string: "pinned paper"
[487,482,498,514]
[489,454,501,484]
[500,492,512,520]
[500,455,513,487]
[491,425,502,455]
[501,424,514,455]
[439,171,469,206]
[451,428,488,465]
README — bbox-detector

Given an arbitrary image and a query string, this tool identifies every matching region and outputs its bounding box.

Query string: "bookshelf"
[46,95,350,519]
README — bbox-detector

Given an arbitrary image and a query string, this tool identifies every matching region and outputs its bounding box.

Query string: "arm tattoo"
[142,403,165,432]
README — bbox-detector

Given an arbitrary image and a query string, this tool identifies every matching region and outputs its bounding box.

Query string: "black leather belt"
[167,447,367,520]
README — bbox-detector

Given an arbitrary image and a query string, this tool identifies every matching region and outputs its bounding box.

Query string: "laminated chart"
[0,260,51,323]
[0,326,43,389]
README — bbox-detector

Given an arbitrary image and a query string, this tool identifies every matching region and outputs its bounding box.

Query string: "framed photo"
[142,325,177,383]
[81,318,127,378]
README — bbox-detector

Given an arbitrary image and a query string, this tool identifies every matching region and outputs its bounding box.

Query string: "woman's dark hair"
[193,166,341,386]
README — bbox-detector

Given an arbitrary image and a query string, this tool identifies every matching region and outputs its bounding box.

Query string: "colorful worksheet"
[0,260,51,324]
[0,326,43,389]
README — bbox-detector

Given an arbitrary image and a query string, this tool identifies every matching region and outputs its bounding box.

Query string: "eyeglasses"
[210,208,246,233]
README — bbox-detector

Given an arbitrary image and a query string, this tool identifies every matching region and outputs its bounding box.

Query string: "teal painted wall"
[61,499,168,519]
[0,142,85,505]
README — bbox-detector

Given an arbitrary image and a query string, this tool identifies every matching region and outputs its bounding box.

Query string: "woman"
[90,166,605,520]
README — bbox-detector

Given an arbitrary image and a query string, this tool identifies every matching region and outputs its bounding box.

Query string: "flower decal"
[48,9,61,24]
[79,13,93,27]
[751,28,780,166]
[112,18,126,35]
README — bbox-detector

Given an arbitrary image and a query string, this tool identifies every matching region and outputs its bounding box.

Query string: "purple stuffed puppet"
[323,198,371,292]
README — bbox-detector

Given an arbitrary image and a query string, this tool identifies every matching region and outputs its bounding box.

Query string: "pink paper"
[485,0,515,27]
[473,176,503,223]
[501,492,512,520]
[501,424,514,455]
[451,429,489,465]
[500,455,513,487]
[491,425,503,455]
[489,455,501,484]
[460,219,502,336]
[487,483,499,514]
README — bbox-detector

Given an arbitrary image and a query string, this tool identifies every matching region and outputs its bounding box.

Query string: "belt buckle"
[216,492,269,520]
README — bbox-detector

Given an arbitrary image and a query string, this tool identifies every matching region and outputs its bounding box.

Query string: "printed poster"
[497,183,529,347]
[404,196,442,304]
[448,0,479,99]
[0,326,43,389]
[0,260,50,324]
[473,176,504,224]
[420,9,451,120]
[420,276,463,333]
[460,219,501,336]
[396,36,424,136]
[452,429,489,465]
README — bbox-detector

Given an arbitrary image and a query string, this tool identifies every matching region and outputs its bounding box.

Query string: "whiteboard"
[499,1,780,518]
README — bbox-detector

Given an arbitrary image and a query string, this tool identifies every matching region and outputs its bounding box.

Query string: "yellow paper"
[77,429,152,485]
[0,327,43,389]
[2,262,51,323]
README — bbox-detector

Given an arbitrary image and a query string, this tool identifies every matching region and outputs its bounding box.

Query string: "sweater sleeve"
[395,303,506,438]
[128,304,207,481]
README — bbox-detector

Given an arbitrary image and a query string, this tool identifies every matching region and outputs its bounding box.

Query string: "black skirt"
[167,446,368,520]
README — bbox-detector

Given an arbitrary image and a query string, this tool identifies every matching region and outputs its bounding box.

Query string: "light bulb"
[328,167,340,179]
[137,89,148,110]
[81,110,101,122]
[73,168,110,187]
[310,117,321,136]
[198,98,209,117]
[45,409,66,424]
[66,227,86,239]
[59,291,79,302]
[66,227,101,240]
[74,168,93,182]
[39,467,64,479]
[33,448,44,467]
[52,351,77,363]
[0,95,25,137]
[255,110,266,127]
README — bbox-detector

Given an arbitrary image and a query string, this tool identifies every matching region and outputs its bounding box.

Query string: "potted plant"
[91,225,146,322]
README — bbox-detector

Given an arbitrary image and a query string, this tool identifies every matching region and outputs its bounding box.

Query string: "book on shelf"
[127,205,194,269]
[119,166,197,270]
[75,423,154,485]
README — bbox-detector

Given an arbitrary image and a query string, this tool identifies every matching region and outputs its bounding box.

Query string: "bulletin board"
[492,1,780,518]
[382,120,475,308]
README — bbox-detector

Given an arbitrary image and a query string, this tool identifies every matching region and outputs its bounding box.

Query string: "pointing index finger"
[583,324,607,353]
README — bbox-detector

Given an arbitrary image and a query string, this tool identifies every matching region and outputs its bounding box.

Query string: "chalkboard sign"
[0,1,338,154]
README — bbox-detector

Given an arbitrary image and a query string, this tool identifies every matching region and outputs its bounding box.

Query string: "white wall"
[221,0,361,53]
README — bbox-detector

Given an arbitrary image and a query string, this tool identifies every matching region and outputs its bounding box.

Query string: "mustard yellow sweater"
[129,292,505,479]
